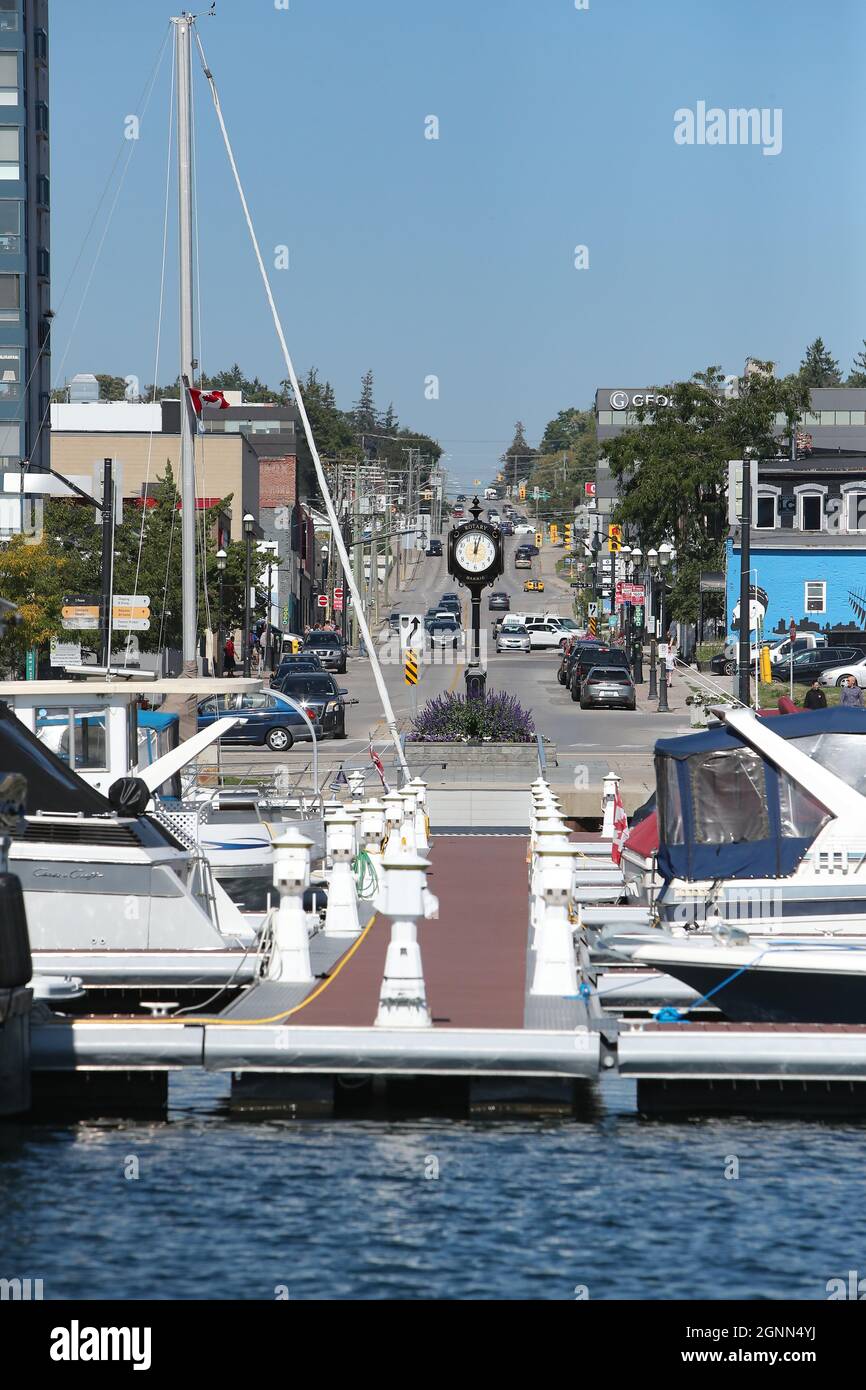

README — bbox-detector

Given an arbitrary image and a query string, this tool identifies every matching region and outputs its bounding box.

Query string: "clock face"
[454,529,497,575]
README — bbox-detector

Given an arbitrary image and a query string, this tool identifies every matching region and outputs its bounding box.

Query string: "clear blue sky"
[51,0,866,487]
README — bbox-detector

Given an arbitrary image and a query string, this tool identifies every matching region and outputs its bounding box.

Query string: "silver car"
[496,624,531,654]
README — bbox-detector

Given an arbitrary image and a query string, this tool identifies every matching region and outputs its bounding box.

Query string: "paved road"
[216,529,691,805]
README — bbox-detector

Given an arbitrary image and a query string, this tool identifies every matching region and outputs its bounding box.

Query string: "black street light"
[651,541,676,712]
[243,512,254,677]
[216,547,226,676]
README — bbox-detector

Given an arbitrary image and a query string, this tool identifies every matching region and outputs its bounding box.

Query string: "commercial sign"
[608,391,675,411]
[584,481,596,496]
[615,581,645,607]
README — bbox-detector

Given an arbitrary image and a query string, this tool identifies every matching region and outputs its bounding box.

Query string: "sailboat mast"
[174,13,197,669]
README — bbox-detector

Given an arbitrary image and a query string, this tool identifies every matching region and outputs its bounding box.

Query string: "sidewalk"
[634,659,693,716]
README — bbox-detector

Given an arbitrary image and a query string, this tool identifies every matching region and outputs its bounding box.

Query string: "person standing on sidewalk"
[665,641,677,688]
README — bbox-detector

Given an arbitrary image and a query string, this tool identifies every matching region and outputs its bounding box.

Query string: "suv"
[570,646,629,701]
[488,592,510,611]
[302,629,347,673]
[558,637,608,686]
[426,538,442,557]
[275,671,356,738]
[580,665,636,711]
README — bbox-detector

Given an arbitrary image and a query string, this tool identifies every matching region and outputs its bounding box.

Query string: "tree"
[606,364,810,622]
[539,407,594,455]
[0,536,72,672]
[799,337,841,388]
[500,421,536,485]
[352,369,377,434]
[847,341,866,388]
[96,374,131,402]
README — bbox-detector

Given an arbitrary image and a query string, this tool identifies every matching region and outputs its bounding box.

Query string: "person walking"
[840,674,864,708]
[223,635,236,677]
[803,679,827,710]
[665,641,677,688]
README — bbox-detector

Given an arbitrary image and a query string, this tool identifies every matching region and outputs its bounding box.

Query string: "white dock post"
[382,790,405,855]
[375,843,434,1028]
[530,818,570,948]
[409,777,430,851]
[323,809,362,937]
[601,770,620,839]
[348,768,366,801]
[531,843,582,996]
[398,787,419,853]
[357,798,387,908]
[268,827,315,983]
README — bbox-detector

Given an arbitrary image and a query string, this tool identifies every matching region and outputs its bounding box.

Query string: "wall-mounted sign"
[608,391,674,411]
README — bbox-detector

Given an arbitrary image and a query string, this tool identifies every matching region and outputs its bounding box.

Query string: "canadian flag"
[611,786,629,866]
[188,387,230,415]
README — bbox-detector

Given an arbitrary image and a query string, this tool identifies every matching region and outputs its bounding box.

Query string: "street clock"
[447,500,503,591]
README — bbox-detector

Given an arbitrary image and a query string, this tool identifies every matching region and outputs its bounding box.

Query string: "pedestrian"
[840,674,864,708]
[665,641,676,688]
[223,635,236,677]
[803,679,827,711]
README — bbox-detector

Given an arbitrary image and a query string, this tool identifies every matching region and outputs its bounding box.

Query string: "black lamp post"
[647,548,659,699]
[243,512,254,677]
[216,547,226,676]
[656,541,676,712]
[629,545,643,682]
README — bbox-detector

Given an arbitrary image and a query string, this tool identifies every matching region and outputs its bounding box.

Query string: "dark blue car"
[197,691,322,752]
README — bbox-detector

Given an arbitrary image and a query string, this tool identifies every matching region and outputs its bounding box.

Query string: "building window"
[0,345,20,399]
[36,173,48,207]
[34,100,47,134]
[36,246,48,278]
[0,125,18,178]
[596,411,613,426]
[0,198,19,251]
[799,493,823,531]
[0,271,18,320]
[847,491,866,533]
[805,581,826,614]
[0,53,16,106]
[0,2,17,35]
[34,28,47,63]
[755,493,776,529]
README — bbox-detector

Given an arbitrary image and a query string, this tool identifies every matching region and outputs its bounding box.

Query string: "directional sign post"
[404,649,419,687]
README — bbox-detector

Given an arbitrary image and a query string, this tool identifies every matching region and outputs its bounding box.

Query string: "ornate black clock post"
[447,496,504,700]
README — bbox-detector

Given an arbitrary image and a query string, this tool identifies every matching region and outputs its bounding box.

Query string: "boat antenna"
[192,24,410,780]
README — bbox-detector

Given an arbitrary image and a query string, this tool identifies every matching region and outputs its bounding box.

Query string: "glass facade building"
[0,0,50,474]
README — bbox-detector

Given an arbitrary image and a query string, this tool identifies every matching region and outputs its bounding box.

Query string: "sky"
[50,0,866,488]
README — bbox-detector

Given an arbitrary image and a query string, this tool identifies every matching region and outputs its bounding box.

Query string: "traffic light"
[564,523,573,547]
[608,524,622,553]
[535,530,543,548]
[550,523,559,544]
[518,484,526,501]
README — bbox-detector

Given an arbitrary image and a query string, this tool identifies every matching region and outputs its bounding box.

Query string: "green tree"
[96,374,130,402]
[799,337,841,387]
[606,364,809,622]
[352,369,377,434]
[500,421,536,486]
[0,536,73,672]
[847,340,866,387]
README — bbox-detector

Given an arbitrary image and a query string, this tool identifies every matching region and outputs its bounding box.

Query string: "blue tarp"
[138,711,179,730]
[654,708,866,882]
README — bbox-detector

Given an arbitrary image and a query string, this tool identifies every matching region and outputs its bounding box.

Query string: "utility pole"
[174,14,197,673]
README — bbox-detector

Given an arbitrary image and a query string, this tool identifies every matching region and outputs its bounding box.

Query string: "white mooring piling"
[268,826,315,983]
[531,842,583,996]
[374,842,438,1028]
[323,809,362,937]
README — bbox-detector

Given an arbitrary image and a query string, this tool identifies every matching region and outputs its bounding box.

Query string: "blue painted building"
[727,449,866,641]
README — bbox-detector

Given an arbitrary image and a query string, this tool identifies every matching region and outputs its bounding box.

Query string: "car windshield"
[588,667,631,682]
[279,676,337,697]
[431,621,457,632]
[304,633,343,647]
[503,626,528,635]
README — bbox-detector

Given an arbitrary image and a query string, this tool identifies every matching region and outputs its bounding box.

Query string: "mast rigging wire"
[193,24,410,779]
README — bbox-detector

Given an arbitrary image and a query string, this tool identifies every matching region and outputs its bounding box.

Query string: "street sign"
[50,639,82,667]
[404,650,419,686]
[588,602,598,618]
[25,649,36,680]
[333,586,344,612]
[113,617,150,631]
[112,606,150,621]
[317,594,328,608]
[114,595,149,608]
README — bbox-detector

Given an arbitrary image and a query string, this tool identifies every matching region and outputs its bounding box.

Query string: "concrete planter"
[403,739,556,771]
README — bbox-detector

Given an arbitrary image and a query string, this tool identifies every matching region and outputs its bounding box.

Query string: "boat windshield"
[789,732,866,796]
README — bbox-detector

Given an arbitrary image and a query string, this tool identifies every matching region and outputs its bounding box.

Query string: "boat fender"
[0,872,32,988]
[108,776,152,817]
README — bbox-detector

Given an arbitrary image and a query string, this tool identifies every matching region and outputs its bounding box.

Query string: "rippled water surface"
[2,1074,864,1300]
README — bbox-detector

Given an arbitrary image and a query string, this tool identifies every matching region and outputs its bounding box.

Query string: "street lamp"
[656,542,677,712]
[243,513,254,677]
[216,548,226,676]
[647,549,659,698]
[630,546,643,681]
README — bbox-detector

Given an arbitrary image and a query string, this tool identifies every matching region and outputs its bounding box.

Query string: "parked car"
[579,665,636,711]
[819,654,866,688]
[426,539,442,557]
[513,522,534,535]
[527,621,567,651]
[274,671,357,738]
[387,611,402,633]
[558,637,608,686]
[427,617,464,651]
[488,591,510,612]
[496,624,531,654]
[570,646,629,701]
[274,652,324,682]
[783,646,864,685]
[500,520,514,536]
[197,691,322,752]
[439,594,461,616]
[523,578,545,592]
[301,630,347,673]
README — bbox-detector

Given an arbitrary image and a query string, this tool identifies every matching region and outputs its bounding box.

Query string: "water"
[2,1074,864,1300]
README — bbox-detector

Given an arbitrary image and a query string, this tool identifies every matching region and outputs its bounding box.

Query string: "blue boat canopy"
[138,711,179,731]
[655,708,866,882]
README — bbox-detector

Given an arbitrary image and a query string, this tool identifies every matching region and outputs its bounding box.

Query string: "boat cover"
[654,708,866,882]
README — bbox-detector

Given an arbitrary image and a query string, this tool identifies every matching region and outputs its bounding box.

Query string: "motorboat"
[0,697,265,1011]
[629,934,866,1025]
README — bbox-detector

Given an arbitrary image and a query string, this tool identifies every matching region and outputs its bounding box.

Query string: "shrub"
[407,689,535,743]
